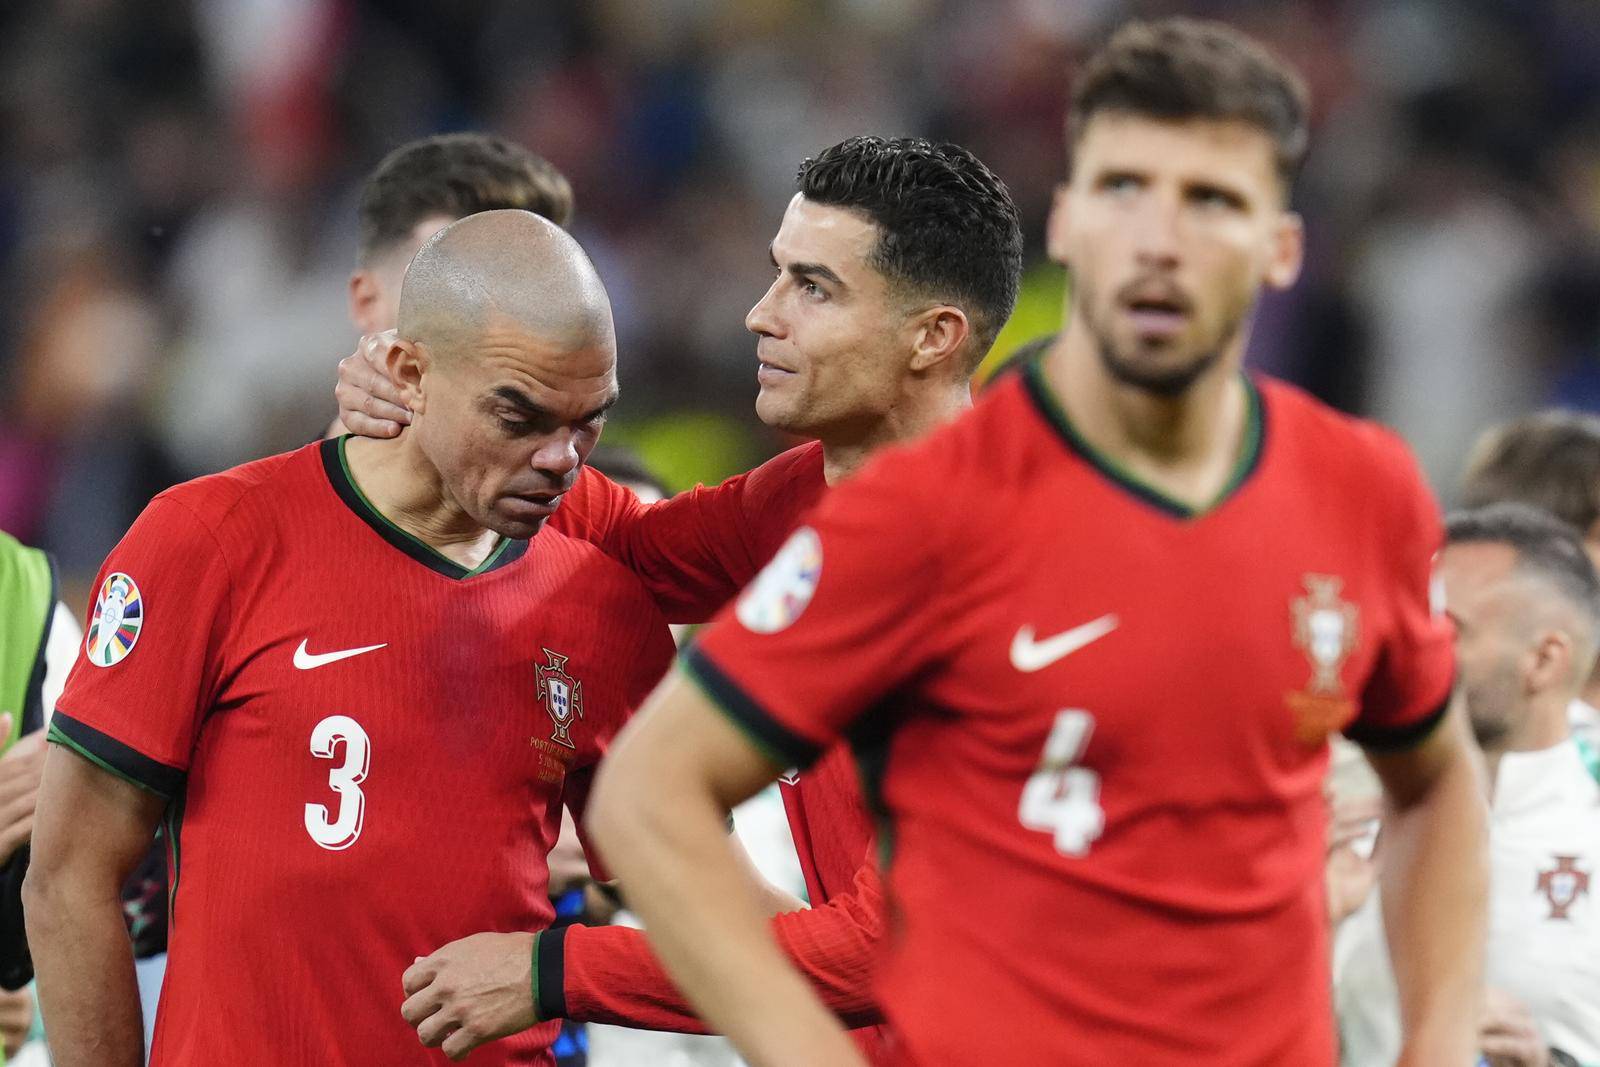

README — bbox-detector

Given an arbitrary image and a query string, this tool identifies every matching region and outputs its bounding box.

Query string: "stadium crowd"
[0,2,1597,1066]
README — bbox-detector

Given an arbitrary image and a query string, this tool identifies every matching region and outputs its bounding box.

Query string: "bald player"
[25,210,675,1067]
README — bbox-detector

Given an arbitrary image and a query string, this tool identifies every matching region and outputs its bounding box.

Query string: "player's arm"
[336,329,824,622]
[551,856,884,1032]
[1353,438,1488,1067]
[23,745,167,1067]
[585,669,866,1067]
[1364,692,1487,1067]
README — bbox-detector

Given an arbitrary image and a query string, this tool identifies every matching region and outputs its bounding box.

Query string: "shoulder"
[152,442,322,537]
[1259,377,1434,513]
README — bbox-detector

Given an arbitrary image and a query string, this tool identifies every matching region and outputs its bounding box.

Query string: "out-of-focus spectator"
[1462,409,1600,748]
[1335,503,1600,1067]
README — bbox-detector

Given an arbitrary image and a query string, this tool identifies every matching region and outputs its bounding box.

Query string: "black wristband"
[535,923,569,1021]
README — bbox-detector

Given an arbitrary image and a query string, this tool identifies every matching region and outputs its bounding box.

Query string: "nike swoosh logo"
[293,639,387,670]
[1010,615,1118,673]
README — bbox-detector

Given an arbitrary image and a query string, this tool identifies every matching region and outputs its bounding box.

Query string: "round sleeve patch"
[86,572,144,667]
[736,527,823,635]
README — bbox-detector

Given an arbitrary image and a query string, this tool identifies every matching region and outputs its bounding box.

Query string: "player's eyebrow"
[492,386,619,424]
[768,242,845,290]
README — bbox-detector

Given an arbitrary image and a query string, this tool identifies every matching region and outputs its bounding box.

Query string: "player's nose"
[745,280,785,338]
[530,429,582,480]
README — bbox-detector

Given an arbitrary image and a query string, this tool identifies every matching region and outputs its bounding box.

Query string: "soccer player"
[1461,409,1600,748]
[1337,503,1600,1067]
[23,210,676,1067]
[586,18,1488,1067]
[341,136,1021,1062]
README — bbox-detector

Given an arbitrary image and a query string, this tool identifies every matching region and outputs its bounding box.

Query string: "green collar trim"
[1021,359,1265,520]
[320,436,524,580]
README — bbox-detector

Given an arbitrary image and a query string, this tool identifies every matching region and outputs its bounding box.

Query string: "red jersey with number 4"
[686,364,1455,1067]
[51,438,675,1067]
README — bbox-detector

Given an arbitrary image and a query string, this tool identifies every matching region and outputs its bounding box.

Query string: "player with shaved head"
[25,210,676,1067]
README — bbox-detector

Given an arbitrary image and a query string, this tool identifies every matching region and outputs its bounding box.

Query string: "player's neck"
[818,383,971,485]
[342,435,504,568]
[1481,699,1571,800]
[1047,324,1251,511]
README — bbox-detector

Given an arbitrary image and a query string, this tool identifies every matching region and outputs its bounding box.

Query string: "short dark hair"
[796,136,1023,365]
[357,133,574,264]
[1445,502,1600,631]
[1461,411,1600,536]
[1068,18,1310,189]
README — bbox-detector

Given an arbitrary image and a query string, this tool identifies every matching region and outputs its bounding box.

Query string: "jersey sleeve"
[547,859,886,1032]
[49,495,234,798]
[683,446,953,771]
[552,446,824,625]
[1344,441,1455,751]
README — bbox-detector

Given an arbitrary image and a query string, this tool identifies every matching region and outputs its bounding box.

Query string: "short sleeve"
[50,495,234,797]
[1344,443,1455,751]
[552,445,825,624]
[685,447,951,770]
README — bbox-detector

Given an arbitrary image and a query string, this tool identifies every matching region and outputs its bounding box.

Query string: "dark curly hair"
[358,132,574,264]
[797,136,1023,365]
[1069,18,1310,191]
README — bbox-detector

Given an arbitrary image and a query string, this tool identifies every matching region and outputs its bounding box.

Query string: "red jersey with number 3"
[685,364,1455,1067]
[51,438,675,1067]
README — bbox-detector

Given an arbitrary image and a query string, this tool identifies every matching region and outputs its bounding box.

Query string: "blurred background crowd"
[0,0,1598,608]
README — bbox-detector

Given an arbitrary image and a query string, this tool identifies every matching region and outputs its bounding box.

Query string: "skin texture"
[23,745,167,1067]
[345,209,619,561]
[339,193,976,486]
[585,110,1487,1067]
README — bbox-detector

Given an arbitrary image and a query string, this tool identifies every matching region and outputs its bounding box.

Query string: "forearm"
[557,888,882,1032]
[1378,740,1487,1063]
[25,878,143,1067]
[591,779,866,1067]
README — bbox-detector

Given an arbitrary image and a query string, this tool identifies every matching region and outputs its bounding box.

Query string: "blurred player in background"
[345,135,1022,1062]
[1338,503,1600,1067]
[1462,410,1600,749]
[24,211,676,1067]
[588,18,1487,1067]
[0,532,80,1060]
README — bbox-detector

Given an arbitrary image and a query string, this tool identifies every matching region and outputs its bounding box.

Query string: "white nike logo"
[1010,615,1118,673]
[293,639,387,670]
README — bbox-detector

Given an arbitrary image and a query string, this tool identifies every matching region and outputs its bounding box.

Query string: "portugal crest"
[1537,855,1591,921]
[1292,575,1359,696]
[86,573,143,668]
[536,649,584,750]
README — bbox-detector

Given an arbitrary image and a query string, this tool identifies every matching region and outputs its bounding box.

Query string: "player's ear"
[387,338,429,414]
[1045,182,1072,267]
[348,270,383,334]
[1263,210,1304,291]
[907,306,969,375]
[1525,628,1573,696]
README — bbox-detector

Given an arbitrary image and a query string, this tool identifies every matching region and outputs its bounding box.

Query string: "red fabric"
[54,441,675,1066]
[690,371,1455,1066]
[554,440,895,1058]
[550,441,826,624]
[562,858,887,1033]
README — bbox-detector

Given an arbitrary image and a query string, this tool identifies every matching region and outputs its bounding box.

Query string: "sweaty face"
[745,195,911,438]
[1049,115,1301,396]
[1438,542,1533,747]
[411,314,617,539]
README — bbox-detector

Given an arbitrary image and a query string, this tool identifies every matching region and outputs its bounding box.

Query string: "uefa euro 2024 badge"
[736,526,823,635]
[87,572,143,668]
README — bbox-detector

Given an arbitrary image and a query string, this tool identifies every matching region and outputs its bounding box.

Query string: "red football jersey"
[688,364,1455,1067]
[551,443,894,1061]
[50,438,675,1067]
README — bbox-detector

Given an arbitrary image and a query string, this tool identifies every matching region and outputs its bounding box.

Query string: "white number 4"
[304,715,370,851]
[1018,709,1104,856]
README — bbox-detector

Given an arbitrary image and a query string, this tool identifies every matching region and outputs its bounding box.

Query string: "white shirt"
[1335,740,1600,1065]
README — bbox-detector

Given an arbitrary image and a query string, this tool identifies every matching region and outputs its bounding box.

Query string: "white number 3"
[1018,709,1104,856]
[304,715,370,851]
